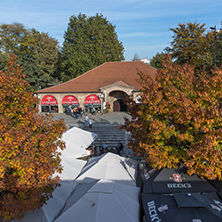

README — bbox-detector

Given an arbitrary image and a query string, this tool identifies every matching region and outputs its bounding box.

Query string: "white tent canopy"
[10,127,97,222]
[41,126,98,221]
[42,158,86,222]
[57,127,98,159]
[59,141,91,158]
[76,152,138,186]
[62,127,98,151]
[55,179,140,222]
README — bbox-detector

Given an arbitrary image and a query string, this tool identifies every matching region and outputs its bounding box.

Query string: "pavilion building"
[35,61,156,113]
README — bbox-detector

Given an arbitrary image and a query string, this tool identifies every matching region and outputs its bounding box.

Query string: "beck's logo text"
[167,173,191,189]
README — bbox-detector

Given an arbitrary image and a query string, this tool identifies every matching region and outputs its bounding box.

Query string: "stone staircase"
[81,123,127,150]
[61,113,135,158]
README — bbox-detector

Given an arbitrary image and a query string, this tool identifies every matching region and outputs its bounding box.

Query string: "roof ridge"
[36,63,108,93]
[36,61,157,93]
[72,62,107,80]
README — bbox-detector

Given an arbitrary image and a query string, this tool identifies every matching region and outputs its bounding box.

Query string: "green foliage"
[0,55,67,221]
[166,22,210,68]
[0,23,60,90]
[150,52,165,69]
[0,52,8,71]
[207,29,222,68]
[104,102,111,113]
[61,13,125,81]
[20,29,61,90]
[0,23,34,56]
[122,55,222,180]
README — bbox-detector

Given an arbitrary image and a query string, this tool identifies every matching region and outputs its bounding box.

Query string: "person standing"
[68,105,72,116]
[92,106,96,115]
[75,107,79,119]
[79,107,82,117]
[84,114,89,126]
[103,143,107,151]
[119,142,123,155]
[88,118,92,128]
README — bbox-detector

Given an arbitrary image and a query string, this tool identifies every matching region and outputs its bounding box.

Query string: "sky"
[0,0,222,61]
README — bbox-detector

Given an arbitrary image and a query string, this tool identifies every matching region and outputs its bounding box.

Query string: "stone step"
[82,130,125,134]
[77,120,128,152]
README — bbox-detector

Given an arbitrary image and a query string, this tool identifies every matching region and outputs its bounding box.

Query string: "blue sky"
[0,0,221,61]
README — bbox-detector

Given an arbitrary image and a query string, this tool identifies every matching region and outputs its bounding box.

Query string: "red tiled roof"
[37,61,157,93]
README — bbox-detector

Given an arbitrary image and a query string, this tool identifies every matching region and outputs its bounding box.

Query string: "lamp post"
[99,92,104,113]
[37,78,41,90]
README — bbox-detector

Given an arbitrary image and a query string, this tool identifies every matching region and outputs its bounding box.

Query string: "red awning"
[62,95,79,105]
[41,95,58,105]
[84,95,101,104]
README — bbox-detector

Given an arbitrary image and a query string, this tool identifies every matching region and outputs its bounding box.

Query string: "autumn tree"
[0,55,67,221]
[122,55,222,180]
[61,13,124,81]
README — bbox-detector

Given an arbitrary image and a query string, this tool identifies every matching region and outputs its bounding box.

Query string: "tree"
[61,13,125,81]
[20,29,61,90]
[0,23,34,57]
[0,55,67,221]
[207,29,222,68]
[132,53,140,61]
[121,55,222,180]
[150,52,165,69]
[0,52,7,71]
[215,31,222,67]
[0,23,60,90]
[166,22,210,68]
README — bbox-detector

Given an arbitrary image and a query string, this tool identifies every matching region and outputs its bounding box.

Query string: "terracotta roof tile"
[37,61,156,93]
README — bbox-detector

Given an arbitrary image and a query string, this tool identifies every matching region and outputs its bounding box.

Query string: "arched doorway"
[113,99,128,112]
[109,91,128,112]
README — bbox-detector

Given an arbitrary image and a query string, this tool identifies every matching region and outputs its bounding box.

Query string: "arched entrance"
[108,90,128,112]
[113,99,128,112]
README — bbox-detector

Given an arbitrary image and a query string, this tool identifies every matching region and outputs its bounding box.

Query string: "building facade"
[36,61,156,113]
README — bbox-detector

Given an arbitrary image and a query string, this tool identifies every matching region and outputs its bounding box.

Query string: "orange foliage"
[0,55,67,221]
[122,55,222,180]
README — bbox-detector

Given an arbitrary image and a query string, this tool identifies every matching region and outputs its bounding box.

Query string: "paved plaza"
[51,111,131,128]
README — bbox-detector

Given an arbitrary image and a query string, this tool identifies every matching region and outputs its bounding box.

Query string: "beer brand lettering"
[167,183,191,189]
[147,201,162,222]
[158,204,168,212]
[41,95,57,105]
[214,200,222,208]
[211,204,221,212]
[45,97,56,104]
[173,174,182,182]
[148,169,156,174]
[143,170,150,180]
[144,168,157,180]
